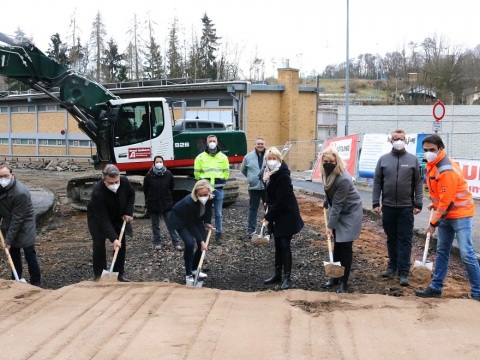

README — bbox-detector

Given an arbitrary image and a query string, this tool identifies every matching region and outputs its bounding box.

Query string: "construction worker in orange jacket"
[416,134,480,301]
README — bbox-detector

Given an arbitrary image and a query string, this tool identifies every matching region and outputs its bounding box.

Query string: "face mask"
[107,184,120,193]
[392,140,406,151]
[198,196,209,205]
[267,160,279,169]
[0,177,11,188]
[208,142,217,150]
[425,151,438,163]
[323,163,336,174]
[154,163,164,170]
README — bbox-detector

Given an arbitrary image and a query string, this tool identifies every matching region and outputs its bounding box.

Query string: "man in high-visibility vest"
[416,134,480,301]
[194,135,230,244]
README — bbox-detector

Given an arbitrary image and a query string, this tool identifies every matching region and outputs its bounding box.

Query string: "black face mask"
[323,163,336,174]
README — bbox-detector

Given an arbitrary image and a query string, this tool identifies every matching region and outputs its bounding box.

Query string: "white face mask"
[392,140,406,151]
[208,142,217,150]
[267,160,279,169]
[0,177,11,188]
[425,151,438,163]
[198,196,209,205]
[154,163,164,170]
[107,184,120,193]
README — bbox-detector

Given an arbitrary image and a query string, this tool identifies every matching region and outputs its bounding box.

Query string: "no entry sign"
[433,101,445,121]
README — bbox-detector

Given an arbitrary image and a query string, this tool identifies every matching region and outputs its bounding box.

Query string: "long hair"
[320,146,345,178]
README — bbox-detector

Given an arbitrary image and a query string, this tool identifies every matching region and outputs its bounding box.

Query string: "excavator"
[0,32,247,216]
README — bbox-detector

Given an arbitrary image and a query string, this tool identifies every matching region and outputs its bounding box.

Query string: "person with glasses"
[372,129,423,286]
[416,134,480,301]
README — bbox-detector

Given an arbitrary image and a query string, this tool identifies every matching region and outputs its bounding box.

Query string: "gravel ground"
[0,163,472,299]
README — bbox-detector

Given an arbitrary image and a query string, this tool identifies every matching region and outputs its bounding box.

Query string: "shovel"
[414,209,434,271]
[193,229,213,287]
[100,220,127,282]
[251,205,270,245]
[0,230,24,282]
[323,208,345,278]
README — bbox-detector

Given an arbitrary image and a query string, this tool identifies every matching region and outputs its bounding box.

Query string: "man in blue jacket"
[241,137,267,238]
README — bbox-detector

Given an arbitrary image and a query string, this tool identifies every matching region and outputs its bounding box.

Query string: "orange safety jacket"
[425,149,474,226]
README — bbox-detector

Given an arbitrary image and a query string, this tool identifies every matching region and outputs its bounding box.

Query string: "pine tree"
[143,19,163,79]
[101,38,123,83]
[198,13,221,79]
[167,17,183,78]
[46,33,69,66]
[90,11,107,82]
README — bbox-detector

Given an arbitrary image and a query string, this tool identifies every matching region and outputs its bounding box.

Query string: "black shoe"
[399,275,409,286]
[471,294,480,302]
[280,275,291,290]
[215,233,223,244]
[336,281,348,293]
[381,268,397,278]
[264,273,282,285]
[93,275,101,282]
[322,278,339,289]
[416,286,442,298]
[117,274,131,283]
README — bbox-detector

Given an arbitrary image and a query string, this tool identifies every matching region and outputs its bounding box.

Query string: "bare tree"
[90,11,107,82]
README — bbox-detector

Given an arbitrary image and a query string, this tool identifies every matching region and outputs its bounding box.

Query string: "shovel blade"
[99,269,119,283]
[414,260,433,270]
[194,280,204,287]
[323,261,342,266]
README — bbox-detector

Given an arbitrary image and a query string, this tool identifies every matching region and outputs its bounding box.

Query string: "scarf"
[152,165,167,176]
[262,162,281,186]
[323,172,337,191]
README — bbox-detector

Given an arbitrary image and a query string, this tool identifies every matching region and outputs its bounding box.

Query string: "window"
[38,105,60,112]
[204,99,219,107]
[219,99,233,106]
[0,107,7,113]
[186,100,201,107]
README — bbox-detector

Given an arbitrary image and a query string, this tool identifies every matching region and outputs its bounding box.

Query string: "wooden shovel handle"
[194,229,212,286]
[0,230,20,281]
[109,220,127,275]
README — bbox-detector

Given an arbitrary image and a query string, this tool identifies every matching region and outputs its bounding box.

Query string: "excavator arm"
[0,32,119,151]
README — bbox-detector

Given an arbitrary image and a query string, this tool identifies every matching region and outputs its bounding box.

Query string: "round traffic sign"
[433,101,445,121]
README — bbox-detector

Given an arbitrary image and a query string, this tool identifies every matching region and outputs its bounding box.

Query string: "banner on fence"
[312,134,358,183]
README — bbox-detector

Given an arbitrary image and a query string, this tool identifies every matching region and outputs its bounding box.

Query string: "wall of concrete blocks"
[336,105,480,159]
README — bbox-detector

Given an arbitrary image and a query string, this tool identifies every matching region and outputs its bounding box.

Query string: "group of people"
[1,130,479,301]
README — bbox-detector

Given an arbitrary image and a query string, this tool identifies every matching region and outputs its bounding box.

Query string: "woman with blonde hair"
[321,146,363,293]
[261,147,304,290]
[168,179,215,286]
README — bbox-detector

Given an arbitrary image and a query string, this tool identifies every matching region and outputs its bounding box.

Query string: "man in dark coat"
[0,163,41,286]
[87,164,135,282]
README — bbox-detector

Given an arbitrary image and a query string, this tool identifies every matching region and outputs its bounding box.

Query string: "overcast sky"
[3,0,480,78]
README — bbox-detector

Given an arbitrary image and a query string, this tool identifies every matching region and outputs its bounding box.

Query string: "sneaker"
[215,233,223,244]
[399,275,409,286]
[192,270,208,279]
[174,244,183,251]
[416,286,442,298]
[154,244,162,250]
[381,268,397,278]
[185,275,194,286]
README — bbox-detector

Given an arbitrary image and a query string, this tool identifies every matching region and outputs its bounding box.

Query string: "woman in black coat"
[168,179,215,286]
[262,147,304,290]
[143,155,181,251]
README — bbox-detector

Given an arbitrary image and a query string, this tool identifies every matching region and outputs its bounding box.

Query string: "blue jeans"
[177,224,206,276]
[9,244,41,286]
[213,188,224,234]
[150,210,180,245]
[247,190,267,234]
[430,217,480,296]
[381,206,414,275]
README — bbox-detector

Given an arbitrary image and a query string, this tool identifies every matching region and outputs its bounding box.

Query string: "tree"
[143,21,163,79]
[101,38,123,83]
[126,13,143,80]
[46,33,69,66]
[167,17,183,78]
[90,11,107,82]
[198,13,220,79]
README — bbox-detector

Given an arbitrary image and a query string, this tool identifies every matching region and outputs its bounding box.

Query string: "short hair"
[207,135,217,141]
[265,147,282,162]
[153,155,164,163]
[191,179,213,201]
[255,137,265,143]
[0,163,12,173]
[102,164,120,179]
[422,134,445,149]
[391,129,406,139]
[321,146,346,175]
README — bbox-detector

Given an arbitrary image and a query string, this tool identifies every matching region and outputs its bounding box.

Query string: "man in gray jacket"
[372,130,423,286]
[241,137,267,237]
[0,163,41,286]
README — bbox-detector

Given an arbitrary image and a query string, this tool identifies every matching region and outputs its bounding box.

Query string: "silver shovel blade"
[323,261,342,266]
[414,260,433,270]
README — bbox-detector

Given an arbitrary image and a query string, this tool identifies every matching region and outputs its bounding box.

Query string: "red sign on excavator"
[433,101,445,121]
